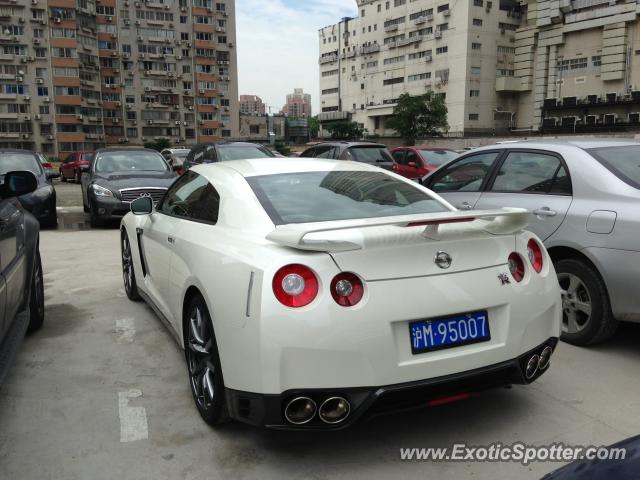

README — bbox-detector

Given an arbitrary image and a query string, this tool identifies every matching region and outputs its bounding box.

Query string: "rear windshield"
[343,147,393,164]
[217,145,275,162]
[247,170,447,225]
[80,153,94,161]
[0,152,42,176]
[420,149,458,165]
[588,146,640,189]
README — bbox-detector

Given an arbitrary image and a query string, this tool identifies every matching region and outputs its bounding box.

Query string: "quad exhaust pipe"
[525,345,555,380]
[284,396,351,425]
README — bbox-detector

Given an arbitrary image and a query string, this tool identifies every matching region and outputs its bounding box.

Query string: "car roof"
[0,149,36,155]
[306,141,386,148]
[193,157,381,179]
[95,147,160,154]
[470,138,640,152]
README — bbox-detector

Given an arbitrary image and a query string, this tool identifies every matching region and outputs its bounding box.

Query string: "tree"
[386,92,448,145]
[324,120,366,140]
[144,138,172,152]
[308,116,320,139]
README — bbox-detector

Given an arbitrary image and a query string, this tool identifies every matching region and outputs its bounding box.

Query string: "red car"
[59,150,94,183]
[390,146,459,179]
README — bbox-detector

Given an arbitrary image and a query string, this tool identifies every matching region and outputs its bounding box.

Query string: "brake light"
[273,264,318,308]
[527,239,544,273]
[42,162,52,169]
[508,253,525,282]
[330,272,364,307]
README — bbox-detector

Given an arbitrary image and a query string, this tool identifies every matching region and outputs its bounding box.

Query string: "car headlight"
[91,184,113,197]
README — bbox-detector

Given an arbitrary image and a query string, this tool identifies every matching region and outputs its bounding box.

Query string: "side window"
[159,171,220,223]
[203,146,217,163]
[428,152,499,193]
[64,154,73,163]
[392,150,406,165]
[491,152,570,194]
[405,150,419,166]
[300,147,316,157]
[161,151,171,160]
[191,147,206,165]
[315,146,335,158]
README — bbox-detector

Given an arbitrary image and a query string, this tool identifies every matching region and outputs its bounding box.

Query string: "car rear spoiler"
[266,208,529,252]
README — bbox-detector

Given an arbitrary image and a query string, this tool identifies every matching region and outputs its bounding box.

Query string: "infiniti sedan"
[81,148,178,227]
[422,139,640,346]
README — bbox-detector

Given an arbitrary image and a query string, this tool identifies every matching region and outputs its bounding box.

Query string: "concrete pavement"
[1,227,639,480]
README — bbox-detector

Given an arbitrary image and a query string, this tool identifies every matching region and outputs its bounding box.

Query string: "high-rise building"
[318,0,524,136]
[281,88,312,117]
[239,94,266,115]
[513,0,640,132]
[0,0,238,158]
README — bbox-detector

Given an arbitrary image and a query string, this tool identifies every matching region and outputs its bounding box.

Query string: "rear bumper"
[225,337,558,430]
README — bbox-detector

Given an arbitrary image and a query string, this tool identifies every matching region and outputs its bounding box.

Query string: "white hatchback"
[120,158,561,429]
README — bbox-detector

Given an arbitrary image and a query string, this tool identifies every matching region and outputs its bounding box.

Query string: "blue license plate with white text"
[410,311,490,354]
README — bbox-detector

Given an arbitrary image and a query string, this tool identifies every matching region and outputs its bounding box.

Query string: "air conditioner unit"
[40,19,46,25]
[111,51,118,57]
[180,6,186,11]
[133,120,137,125]
[198,89,205,94]
[188,105,193,110]
[443,9,450,16]
[15,76,23,82]
[141,137,146,141]
[115,101,121,107]
[54,18,61,23]
[44,96,50,103]
[145,70,150,75]
[148,120,154,125]
[23,115,30,121]
[139,53,145,58]
[176,55,182,60]
[20,58,27,63]
[126,103,132,109]
[106,16,112,22]
[35,114,41,120]
[182,121,187,125]
[500,28,506,34]
[199,120,204,125]
[22,133,30,139]
[175,120,180,125]
[76,114,83,120]
[434,30,442,39]
[183,90,190,95]
[19,17,25,23]
[33,38,41,45]
[124,19,130,25]
[98,100,103,105]
[425,55,432,62]
[113,118,120,123]
[36,78,43,84]
[135,20,141,25]
[23,95,30,101]
[164,4,169,9]
[27,56,34,61]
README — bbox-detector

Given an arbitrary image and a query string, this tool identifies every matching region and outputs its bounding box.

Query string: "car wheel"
[184,294,229,426]
[75,170,81,183]
[89,201,103,228]
[121,230,141,301]
[60,171,67,182]
[41,211,58,229]
[27,251,44,333]
[556,258,618,346]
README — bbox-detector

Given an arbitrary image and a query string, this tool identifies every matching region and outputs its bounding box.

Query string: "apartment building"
[281,87,312,117]
[239,94,266,115]
[0,0,238,158]
[513,0,640,132]
[318,0,524,136]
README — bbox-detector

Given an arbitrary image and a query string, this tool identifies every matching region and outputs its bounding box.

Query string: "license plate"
[410,311,490,354]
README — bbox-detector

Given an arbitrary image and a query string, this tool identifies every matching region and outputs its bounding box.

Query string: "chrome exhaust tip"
[538,346,553,370]
[525,354,540,380]
[284,397,317,425]
[318,396,351,424]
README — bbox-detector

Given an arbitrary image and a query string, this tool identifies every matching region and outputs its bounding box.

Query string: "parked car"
[0,170,44,385]
[121,157,560,429]
[160,148,191,175]
[299,141,395,170]
[0,149,58,228]
[391,146,459,179]
[36,153,55,178]
[422,139,640,346]
[81,147,178,228]
[59,150,94,183]
[183,142,276,171]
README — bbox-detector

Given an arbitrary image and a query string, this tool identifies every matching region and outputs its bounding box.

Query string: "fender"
[18,210,41,313]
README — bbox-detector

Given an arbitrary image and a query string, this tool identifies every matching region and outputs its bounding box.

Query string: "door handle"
[458,202,473,210]
[167,236,175,244]
[533,207,557,217]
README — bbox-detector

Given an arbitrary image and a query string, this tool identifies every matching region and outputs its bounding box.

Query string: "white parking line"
[118,389,148,443]
[115,318,136,344]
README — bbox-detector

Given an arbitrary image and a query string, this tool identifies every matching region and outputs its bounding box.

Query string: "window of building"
[437,4,449,12]
[436,46,448,54]
[394,0,406,6]
[469,113,479,120]
[383,55,404,65]
[470,66,481,75]
[408,72,431,81]
[383,77,404,85]
[470,90,480,97]
[592,55,601,67]
[474,0,483,5]
[473,18,483,26]
[472,42,481,50]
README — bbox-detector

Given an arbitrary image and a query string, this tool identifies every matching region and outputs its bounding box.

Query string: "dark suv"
[299,142,395,170]
[183,142,275,171]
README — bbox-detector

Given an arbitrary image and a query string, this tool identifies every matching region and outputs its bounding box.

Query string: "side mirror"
[46,171,61,180]
[130,196,154,215]
[3,171,38,197]
[80,164,90,172]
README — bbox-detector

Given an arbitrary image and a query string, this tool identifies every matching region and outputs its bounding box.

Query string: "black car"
[81,147,178,227]
[0,150,58,228]
[183,142,275,171]
[0,170,44,385]
[299,142,395,170]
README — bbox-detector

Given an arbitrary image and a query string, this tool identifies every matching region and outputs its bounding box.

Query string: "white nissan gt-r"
[120,158,561,429]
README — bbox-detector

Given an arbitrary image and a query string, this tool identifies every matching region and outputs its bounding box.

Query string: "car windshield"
[247,170,447,225]
[80,153,94,161]
[589,146,640,189]
[217,145,275,161]
[420,149,459,165]
[95,151,169,173]
[344,146,393,164]
[0,152,43,176]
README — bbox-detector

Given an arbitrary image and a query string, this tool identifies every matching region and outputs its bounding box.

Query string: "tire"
[89,201,103,228]
[121,230,141,301]
[40,211,58,229]
[75,170,81,183]
[556,258,618,346]
[27,251,44,333]
[184,294,229,426]
[60,171,67,183]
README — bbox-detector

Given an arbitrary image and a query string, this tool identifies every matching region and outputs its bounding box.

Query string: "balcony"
[495,76,524,92]
[384,24,398,32]
[317,111,350,122]
[360,44,380,54]
[319,54,338,65]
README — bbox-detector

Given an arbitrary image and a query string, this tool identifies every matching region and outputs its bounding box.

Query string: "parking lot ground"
[2,225,640,480]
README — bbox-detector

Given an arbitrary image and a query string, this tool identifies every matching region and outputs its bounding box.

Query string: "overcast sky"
[236,0,356,114]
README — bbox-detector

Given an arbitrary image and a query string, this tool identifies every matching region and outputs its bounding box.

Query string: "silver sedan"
[422,139,640,346]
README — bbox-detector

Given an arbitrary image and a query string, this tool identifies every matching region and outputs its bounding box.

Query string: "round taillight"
[527,239,544,273]
[508,253,525,282]
[273,264,318,308]
[330,272,364,306]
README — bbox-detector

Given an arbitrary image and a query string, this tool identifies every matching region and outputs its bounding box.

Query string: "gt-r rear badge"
[498,273,511,285]
[434,251,452,269]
